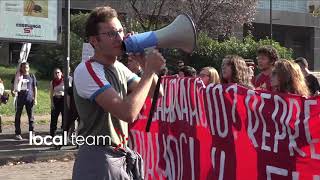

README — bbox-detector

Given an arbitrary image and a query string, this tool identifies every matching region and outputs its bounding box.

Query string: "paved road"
[0,160,74,180]
[0,115,76,180]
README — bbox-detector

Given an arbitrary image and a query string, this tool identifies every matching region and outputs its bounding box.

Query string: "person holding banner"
[198,66,220,86]
[253,46,279,91]
[271,59,310,96]
[294,57,320,96]
[178,65,197,77]
[221,55,253,88]
[72,6,165,180]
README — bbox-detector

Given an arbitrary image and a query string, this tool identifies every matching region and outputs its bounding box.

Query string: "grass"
[2,119,50,126]
[0,65,51,116]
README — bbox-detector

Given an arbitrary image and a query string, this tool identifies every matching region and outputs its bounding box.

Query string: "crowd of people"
[0,62,79,141]
[127,45,320,99]
[160,46,320,98]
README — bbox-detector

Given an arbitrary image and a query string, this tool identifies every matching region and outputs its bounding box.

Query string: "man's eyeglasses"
[98,29,123,39]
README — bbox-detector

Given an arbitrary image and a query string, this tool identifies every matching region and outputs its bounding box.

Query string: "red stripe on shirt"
[85,60,104,88]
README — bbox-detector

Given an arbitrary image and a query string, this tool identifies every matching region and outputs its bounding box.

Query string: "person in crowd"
[198,66,220,86]
[294,57,320,96]
[14,62,37,140]
[72,6,165,179]
[221,55,253,89]
[0,78,4,101]
[178,65,197,77]
[271,59,310,97]
[253,46,279,91]
[49,68,65,137]
[174,60,184,74]
[160,67,169,76]
[245,59,255,82]
[0,78,9,105]
[0,78,10,133]
[177,60,184,69]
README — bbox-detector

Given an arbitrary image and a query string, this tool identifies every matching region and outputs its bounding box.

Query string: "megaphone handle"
[145,75,162,132]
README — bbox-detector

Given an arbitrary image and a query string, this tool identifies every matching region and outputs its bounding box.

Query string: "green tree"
[185,33,293,72]
[33,13,88,78]
[71,12,89,40]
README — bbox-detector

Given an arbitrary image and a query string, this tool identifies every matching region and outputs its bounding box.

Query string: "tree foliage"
[125,0,258,37]
[177,0,258,36]
[186,33,293,71]
[32,13,87,78]
[125,0,177,31]
[31,11,292,78]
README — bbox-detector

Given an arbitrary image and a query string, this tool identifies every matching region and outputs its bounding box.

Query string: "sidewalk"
[0,116,77,166]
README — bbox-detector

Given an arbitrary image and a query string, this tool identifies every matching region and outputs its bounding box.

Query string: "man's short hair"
[179,66,197,77]
[85,6,118,39]
[257,46,279,65]
[294,57,308,68]
[177,60,184,67]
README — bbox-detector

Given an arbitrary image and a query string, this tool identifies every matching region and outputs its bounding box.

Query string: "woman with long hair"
[49,68,65,137]
[198,67,220,86]
[271,59,310,97]
[221,55,253,89]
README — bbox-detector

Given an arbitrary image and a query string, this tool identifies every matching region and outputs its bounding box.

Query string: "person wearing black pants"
[15,92,35,135]
[50,95,64,136]
[50,68,65,137]
[14,62,38,140]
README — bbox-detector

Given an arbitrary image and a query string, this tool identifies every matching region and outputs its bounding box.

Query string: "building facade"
[248,0,320,70]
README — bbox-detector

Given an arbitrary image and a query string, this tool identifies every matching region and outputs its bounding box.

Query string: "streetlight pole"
[63,0,70,133]
[270,0,273,42]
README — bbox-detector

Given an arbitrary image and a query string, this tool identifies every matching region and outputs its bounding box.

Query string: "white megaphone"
[123,14,197,54]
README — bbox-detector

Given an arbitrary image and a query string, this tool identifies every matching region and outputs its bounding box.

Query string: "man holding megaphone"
[72,6,165,180]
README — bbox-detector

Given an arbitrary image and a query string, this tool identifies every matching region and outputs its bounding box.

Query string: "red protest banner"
[129,77,320,180]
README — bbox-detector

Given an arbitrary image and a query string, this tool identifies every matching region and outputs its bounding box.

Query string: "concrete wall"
[252,8,320,70]
[254,9,320,28]
[311,27,320,70]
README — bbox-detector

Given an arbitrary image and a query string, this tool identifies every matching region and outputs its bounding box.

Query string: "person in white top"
[49,68,65,137]
[0,78,4,97]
